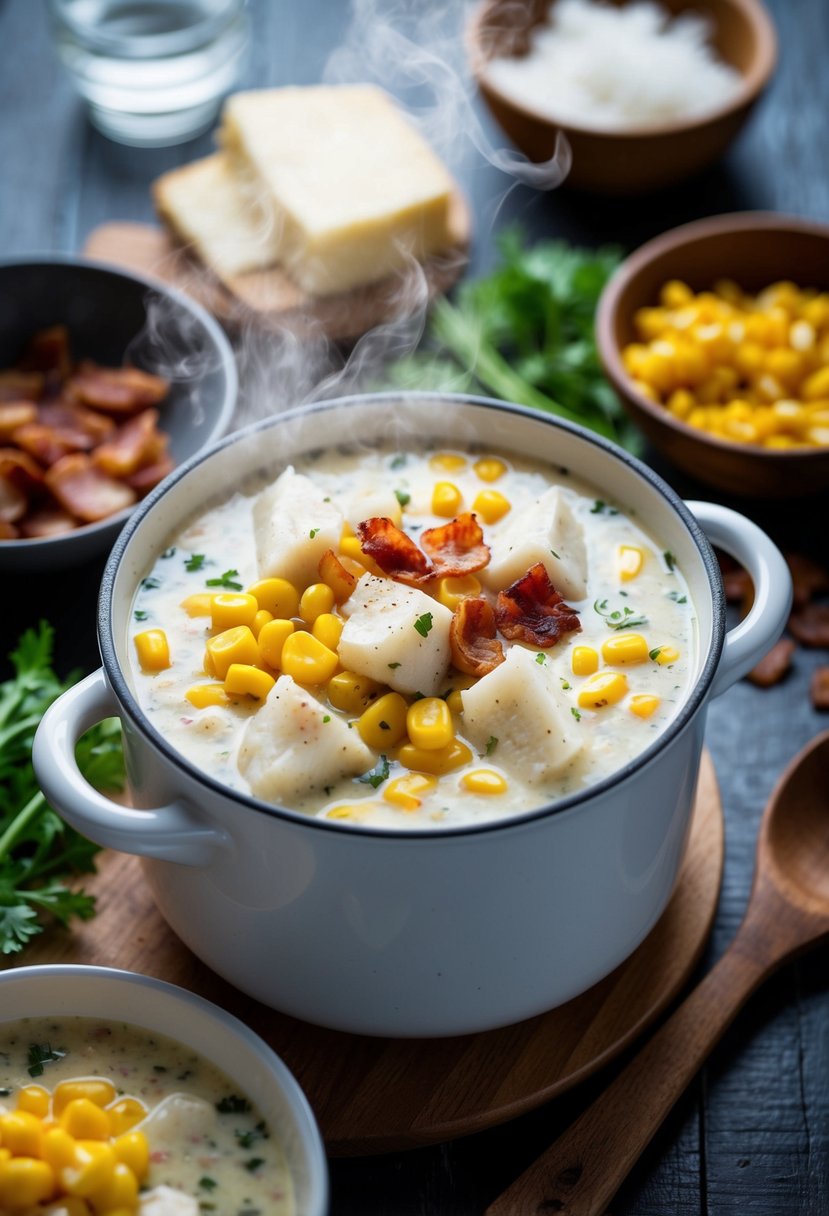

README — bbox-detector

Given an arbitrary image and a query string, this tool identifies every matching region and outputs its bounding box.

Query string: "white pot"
[33,395,791,1037]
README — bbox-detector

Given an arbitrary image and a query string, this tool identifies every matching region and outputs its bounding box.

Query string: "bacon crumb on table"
[787,603,829,648]
[810,667,829,710]
[747,638,796,688]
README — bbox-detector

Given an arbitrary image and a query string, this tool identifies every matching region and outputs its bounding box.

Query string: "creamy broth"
[129,444,696,829]
[0,1016,293,1215]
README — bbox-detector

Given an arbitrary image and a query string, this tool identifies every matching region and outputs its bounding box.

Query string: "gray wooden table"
[2,0,828,1212]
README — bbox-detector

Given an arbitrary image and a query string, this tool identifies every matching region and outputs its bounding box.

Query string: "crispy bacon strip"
[13,423,82,467]
[495,562,581,648]
[318,548,358,603]
[450,598,505,677]
[19,505,78,538]
[125,454,175,494]
[0,401,37,441]
[747,638,795,688]
[0,370,44,402]
[38,400,116,446]
[18,325,72,379]
[357,516,434,586]
[68,361,169,415]
[93,408,164,478]
[421,513,490,578]
[0,448,45,494]
[0,475,27,523]
[811,667,829,711]
[788,603,829,649]
[0,519,19,539]
[45,453,136,522]
[787,553,829,609]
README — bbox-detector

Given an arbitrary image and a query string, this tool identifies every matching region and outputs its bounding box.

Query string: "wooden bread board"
[83,194,470,343]
[16,752,723,1157]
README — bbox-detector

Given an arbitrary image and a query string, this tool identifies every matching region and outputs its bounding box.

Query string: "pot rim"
[99,391,725,840]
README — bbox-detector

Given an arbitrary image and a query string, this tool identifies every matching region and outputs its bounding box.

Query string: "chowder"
[128,443,695,829]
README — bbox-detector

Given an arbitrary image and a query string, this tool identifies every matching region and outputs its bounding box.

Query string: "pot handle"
[686,500,792,699]
[33,669,231,866]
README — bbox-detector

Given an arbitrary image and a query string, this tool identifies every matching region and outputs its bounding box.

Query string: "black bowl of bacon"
[0,257,237,570]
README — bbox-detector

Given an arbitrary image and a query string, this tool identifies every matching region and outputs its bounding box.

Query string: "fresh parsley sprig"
[593,599,648,631]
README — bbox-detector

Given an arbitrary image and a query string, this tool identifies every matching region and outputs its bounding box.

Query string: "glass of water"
[49,0,250,146]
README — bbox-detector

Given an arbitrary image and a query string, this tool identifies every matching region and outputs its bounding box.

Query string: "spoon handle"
[485,935,769,1216]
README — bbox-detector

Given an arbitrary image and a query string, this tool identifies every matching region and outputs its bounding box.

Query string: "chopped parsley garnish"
[667,590,687,604]
[663,550,677,572]
[153,1064,167,1073]
[358,755,390,789]
[394,488,411,507]
[161,546,176,559]
[309,528,320,539]
[560,678,571,690]
[550,548,560,559]
[535,653,546,664]
[379,720,390,730]
[322,715,331,724]
[216,1095,252,1115]
[571,707,582,721]
[27,1043,66,1077]
[414,612,434,638]
[649,647,663,661]
[590,500,619,516]
[390,454,407,470]
[485,735,498,756]
[206,569,243,591]
[387,662,401,669]
[594,598,648,631]
[134,610,148,622]
[140,576,161,590]
[186,553,206,572]
[0,1087,11,1097]
[244,1158,265,1173]
[236,1123,269,1149]
[199,1178,218,1191]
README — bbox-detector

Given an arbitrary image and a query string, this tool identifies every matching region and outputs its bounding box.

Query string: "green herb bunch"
[0,623,124,955]
[383,229,640,451]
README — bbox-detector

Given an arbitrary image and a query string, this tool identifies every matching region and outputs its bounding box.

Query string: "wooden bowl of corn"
[596,212,829,496]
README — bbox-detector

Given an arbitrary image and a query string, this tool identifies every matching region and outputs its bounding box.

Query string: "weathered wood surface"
[2,0,829,1212]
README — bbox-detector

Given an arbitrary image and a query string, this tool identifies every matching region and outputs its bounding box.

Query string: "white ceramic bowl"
[0,965,328,1215]
[33,394,791,1037]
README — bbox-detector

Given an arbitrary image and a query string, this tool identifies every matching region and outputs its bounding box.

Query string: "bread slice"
[219,85,456,296]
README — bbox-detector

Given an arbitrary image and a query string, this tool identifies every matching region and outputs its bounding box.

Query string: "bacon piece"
[450,597,505,677]
[318,548,358,603]
[0,447,45,494]
[357,516,434,586]
[0,475,27,522]
[0,401,37,441]
[125,453,175,494]
[19,504,78,538]
[788,603,829,649]
[68,361,169,415]
[45,453,136,522]
[93,408,163,477]
[0,519,19,539]
[495,562,582,648]
[38,400,116,446]
[786,553,829,609]
[13,423,83,467]
[421,513,490,578]
[746,638,795,688]
[0,370,44,402]
[811,667,829,711]
[18,325,72,379]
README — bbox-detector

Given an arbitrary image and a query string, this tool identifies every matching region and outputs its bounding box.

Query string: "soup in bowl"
[33,394,791,1037]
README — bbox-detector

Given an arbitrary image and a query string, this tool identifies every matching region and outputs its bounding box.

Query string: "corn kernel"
[0,1110,42,1156]
[246,577,300,620]
[257,618,295,669]
[60,1098,111,1141]
[473,456,507,482]
[406,697,454,751]
[398,739,472,775]
[180,593,213,617]
[772,400,808,431]
[205,625,259,680]
[618,544,645,581]
[429,452,467,472]
[105,1099,147,1138]
[446,689,464,714]
[210,592,258,632]
[630,378,658,402]
[460,769,508,795]
[0,1156,55,1208]
[133,629,170,673]
[251,608,273,637]
[571,646,599,676]
[300,582,336,625]
[185,682,231,709]
[326,806,365,821]
[601,634,649,665]
[327,671,381,714]
[111,1133,148,1182]
[91,1160,139,1210]
[224,663,275,701]
[790,319,816,351]
[652,645,680,665]
[280,631,339,685]
[312,612,343,650]
[436,574,481,611]
[41,1127,78,1170]
[16,1085,50,1119]
[666,389,695,419]
[432,481,462,517]
[383,773,437,811]
[61,1141,117,1198]
[629,694,661,718]
[357,692,408,748]
[472,489,510,524]
[577,671,629,710]
[660,279,694,308]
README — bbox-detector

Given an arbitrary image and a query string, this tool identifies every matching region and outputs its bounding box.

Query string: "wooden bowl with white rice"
[468,0,777,194]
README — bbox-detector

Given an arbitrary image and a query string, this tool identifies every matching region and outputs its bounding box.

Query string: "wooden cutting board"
[16,752,723,1157]
[83,192,470,343]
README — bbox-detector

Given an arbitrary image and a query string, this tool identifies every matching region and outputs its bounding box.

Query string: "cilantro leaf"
[357,755,391,789]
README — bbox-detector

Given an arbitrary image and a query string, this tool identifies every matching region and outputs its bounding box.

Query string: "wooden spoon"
[486,731,829,1216]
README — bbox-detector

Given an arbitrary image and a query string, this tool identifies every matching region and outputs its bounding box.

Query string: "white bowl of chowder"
[0,965,328,1215]
[33,394,791,1037]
